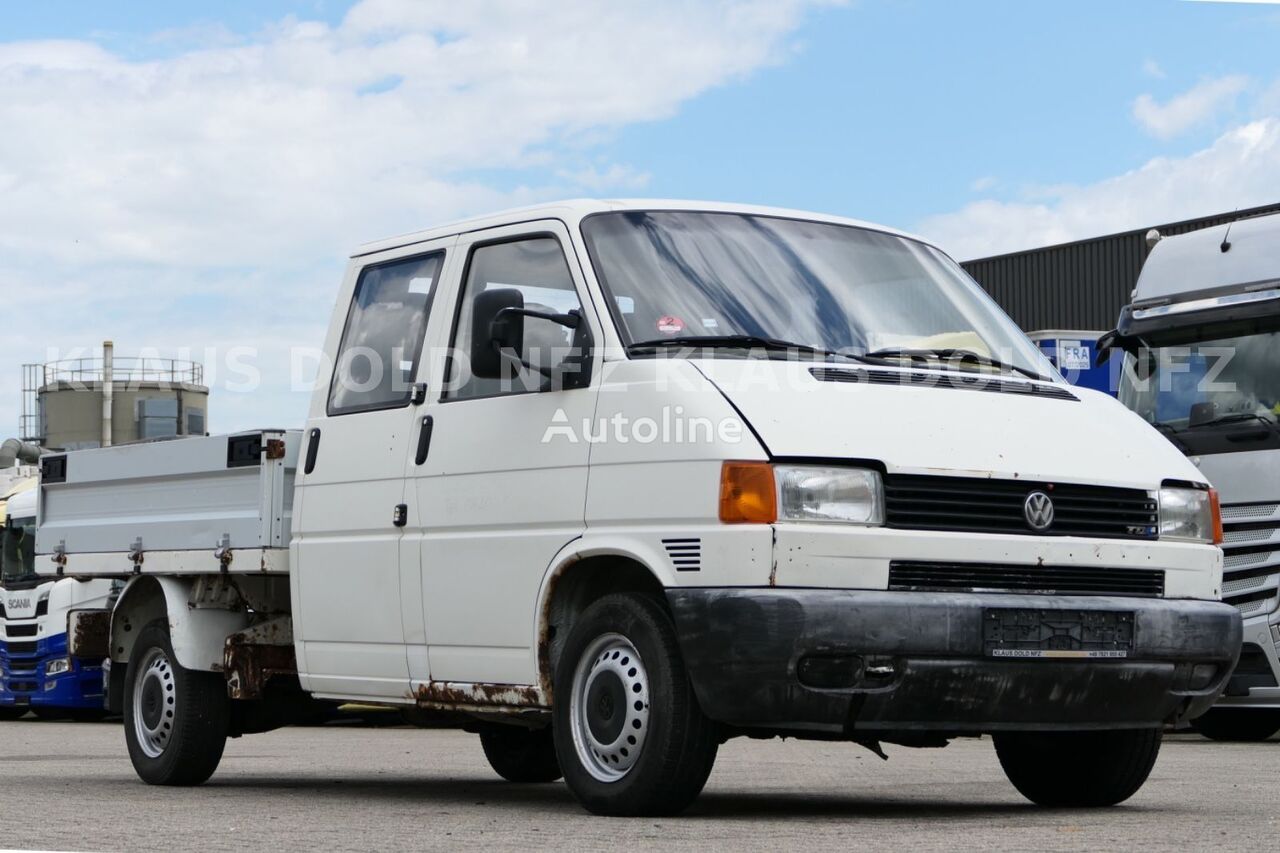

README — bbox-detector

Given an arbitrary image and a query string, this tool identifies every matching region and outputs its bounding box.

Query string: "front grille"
[1219,503,1280,615]
[889,561,1165,597]
[7,681,37,693]
[810,367,1078,401]
[883,474,1158,540]
[1222,503,1279,519]
[5,641,37,655]
[5,623,37,638]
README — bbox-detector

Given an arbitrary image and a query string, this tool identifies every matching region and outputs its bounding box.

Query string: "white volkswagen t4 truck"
[34,201,1239,815]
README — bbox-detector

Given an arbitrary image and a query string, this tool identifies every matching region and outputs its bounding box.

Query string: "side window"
[446,237,583,400]
[328,252,444,415]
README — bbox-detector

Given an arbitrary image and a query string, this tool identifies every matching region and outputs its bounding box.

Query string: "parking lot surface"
[0,720,1274,851]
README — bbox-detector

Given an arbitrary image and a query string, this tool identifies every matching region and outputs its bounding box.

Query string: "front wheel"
[553,593,719,817]
[123,620,229,786]
[1191,708,1280,742]
[994,728,1162,807]
[478,724,562,782]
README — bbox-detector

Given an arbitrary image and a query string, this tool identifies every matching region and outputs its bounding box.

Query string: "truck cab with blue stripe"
[1,483,115,719]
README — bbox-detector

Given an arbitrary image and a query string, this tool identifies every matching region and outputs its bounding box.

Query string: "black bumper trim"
[666,588,1242,734]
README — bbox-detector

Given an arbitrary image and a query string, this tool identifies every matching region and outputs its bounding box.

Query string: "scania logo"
[1023,491,1055,532]
[6,596,31,611]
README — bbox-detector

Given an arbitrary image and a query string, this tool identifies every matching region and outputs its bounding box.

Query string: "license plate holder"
[983,608,1135,659]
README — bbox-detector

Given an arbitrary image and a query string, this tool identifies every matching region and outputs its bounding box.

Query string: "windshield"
[1,514,37,586]
[581,211,1052,378]
[1119,331,1280,428]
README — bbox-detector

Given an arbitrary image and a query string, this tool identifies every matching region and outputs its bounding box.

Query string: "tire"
[1191,708,1280,742]
[123,619,229,786]
[479,725,562,783]
[552,592,719,816]
[994,728,1162,807]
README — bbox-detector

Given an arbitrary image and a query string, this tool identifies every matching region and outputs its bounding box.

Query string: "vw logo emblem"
[1023,491,1055,531]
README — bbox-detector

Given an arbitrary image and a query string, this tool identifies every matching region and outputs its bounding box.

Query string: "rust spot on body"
[413,681,544,711]
[224,624,297,701]
[69,610,111,659]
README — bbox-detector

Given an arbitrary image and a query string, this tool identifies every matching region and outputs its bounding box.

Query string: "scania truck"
[32,201,1239,815]
[1,482,115,719]
[1107,211,1280,742]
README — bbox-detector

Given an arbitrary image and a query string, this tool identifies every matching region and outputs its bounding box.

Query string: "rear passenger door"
[407,221,601,687]
[293,240,454,701]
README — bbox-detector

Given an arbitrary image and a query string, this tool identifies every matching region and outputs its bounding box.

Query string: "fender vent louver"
[663,538,702,572]
[810,367,1078,401]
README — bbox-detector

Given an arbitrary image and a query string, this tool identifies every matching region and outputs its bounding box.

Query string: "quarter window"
[329,252,444,415]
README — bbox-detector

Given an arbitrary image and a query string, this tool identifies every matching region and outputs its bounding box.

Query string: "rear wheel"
[994,728,1162,807]
[123,620,229,786]
[1191,708,1280,742]
[553,593,719,816]
[479,725,562,783]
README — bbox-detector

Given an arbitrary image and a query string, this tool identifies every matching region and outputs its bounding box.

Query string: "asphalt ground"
[0,718,1275,852]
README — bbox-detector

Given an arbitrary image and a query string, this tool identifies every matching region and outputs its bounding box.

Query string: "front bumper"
[1213,615,1280,708]
[0,631,106,711]
[667,588,1242,734]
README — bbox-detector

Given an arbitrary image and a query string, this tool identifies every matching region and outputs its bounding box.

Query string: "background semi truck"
[1,479,115,719]
[1108,210,1280,741]
[30,200,1239,816]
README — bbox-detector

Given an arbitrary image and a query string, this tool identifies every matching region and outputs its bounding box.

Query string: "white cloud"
[969,175,998,192]
[0,0,833,437]
[1132,74,1249,138]
[1141,59,1166,79]
[918,118,1280,259]
[556,163,652,192]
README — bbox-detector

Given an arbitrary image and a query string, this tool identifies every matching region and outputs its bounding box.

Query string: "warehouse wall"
[961,202,1280,332]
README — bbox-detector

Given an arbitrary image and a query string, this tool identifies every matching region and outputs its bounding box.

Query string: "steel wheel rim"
[132,646,177,759]
[569,632,650,783]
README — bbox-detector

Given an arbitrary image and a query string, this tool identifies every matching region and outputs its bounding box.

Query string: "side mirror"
[471,288,525,380]
[470,287,595,389]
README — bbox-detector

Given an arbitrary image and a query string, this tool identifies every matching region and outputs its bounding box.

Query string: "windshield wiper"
[1149,421,1192,453]
[1188,412,1278,430]
[627,335,862,363]
[861,347,1050,382]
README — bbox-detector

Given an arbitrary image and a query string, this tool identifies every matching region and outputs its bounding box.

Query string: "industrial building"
[961,202,1280,333]
[18,342,209,451]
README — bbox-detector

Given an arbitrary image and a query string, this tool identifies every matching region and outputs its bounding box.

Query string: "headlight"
[1159,486,1221,544]
[776,465,884,525]
[45,658,71,677]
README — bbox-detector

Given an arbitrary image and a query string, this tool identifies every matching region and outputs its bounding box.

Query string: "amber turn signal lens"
[720,461,777,524]
[1209,488,1223,545]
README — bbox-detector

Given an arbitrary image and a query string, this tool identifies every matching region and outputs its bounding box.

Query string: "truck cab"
[1109,211,1280,741]
[35,200,1240,815]
[1,484,115,719]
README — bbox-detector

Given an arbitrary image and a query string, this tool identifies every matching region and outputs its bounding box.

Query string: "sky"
[2,0,1280,435]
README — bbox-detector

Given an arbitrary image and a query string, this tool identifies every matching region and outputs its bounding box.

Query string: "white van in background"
[1108,211,1280,741]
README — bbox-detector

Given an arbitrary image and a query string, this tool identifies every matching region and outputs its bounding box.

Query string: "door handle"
[304,428,321,474]
[414,415,434,465]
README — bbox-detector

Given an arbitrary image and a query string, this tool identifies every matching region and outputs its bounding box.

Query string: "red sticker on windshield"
[657,315,685,335]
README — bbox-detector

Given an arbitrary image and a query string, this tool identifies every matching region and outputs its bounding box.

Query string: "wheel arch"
[534,541,673,701]
[110,575,252,673]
